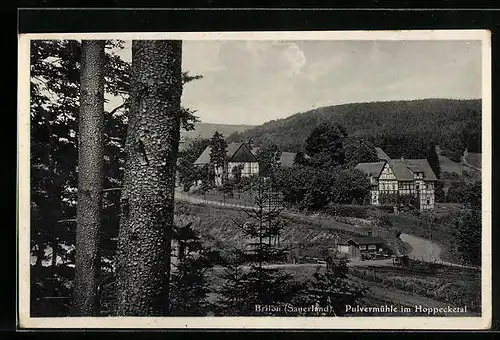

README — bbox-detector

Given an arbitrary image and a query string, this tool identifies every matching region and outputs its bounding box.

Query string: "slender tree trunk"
[115,40,183,316]
[72,40,105,316]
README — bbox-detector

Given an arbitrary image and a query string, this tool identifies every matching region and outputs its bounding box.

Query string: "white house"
[355,148,437,210]
[194,142,259,186]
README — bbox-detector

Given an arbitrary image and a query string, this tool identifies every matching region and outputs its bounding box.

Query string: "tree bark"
[72,40,105,316]
[115,40,183,316]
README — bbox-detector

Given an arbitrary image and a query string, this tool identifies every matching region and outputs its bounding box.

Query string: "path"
[399,233,479,270]
[462,154,482,172]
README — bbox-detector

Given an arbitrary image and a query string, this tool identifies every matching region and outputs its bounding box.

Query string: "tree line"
[227,98,482,161]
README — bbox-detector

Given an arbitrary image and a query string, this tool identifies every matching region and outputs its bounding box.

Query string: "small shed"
[336,236,386,260]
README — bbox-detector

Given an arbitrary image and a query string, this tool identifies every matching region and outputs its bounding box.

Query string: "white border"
[17,30,492,330]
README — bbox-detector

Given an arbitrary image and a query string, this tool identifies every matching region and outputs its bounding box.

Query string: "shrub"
[325,204,369,219]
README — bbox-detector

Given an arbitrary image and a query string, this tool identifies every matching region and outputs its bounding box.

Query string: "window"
[367,244,377,250]
[359,245,367,250]
[427,199,430,205]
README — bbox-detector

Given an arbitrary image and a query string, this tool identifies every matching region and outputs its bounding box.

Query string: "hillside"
[226,99,481,159]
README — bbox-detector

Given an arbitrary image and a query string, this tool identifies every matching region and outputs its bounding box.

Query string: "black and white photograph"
[17,30,491,329]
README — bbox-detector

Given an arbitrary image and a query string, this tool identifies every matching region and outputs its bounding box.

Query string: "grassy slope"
[174,200,410,258]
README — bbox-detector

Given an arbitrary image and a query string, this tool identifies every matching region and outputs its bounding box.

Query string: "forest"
[227,98,482,161]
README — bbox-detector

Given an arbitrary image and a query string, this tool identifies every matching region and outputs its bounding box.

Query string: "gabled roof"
[279,152,296,167]
[356,147,438,181]
[194,142,257,165]
[343,236,386,245]
[354,161,386,177]
[338,235,386,245]
[390,159,437,181]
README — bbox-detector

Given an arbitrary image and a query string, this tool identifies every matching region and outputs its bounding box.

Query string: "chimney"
[400,156,405,162]
[248,139,253,151]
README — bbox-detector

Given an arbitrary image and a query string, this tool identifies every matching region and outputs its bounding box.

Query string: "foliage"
[209,131,227,169]
[231,164,245,185]
[426,144,441,179]
[435,182,446,203]
[255,142,282,178]
[298,257,367,316]
[344,137,379,167]
[305,122,347,169]
[379,193,419,209]
[377,214,393,229]
[293,151,309,166]
[275,166,370,211]
[460,181,482,210]
[325,204,369,219]
[218,180,235,197]
[216,178,303,315]
[452,210,481,267]
[446,181,481,210]
[177,138,211,191]
[169,223,219,316]
[329,168,370,204]
[30,39,203,316]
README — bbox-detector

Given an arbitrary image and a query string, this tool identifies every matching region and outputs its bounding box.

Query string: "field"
[348,262,481,313]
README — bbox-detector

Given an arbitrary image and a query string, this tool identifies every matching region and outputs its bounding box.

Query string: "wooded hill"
[227,99,482,160]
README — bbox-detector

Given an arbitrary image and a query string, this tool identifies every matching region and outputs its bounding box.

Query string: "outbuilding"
[336,235,386,260]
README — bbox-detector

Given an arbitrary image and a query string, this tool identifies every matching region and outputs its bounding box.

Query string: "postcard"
[17,30,491,329]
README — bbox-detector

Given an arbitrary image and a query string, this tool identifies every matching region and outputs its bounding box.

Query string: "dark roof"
[354,161,386,177]
[194,142,257,165]
[389,159,438,181]
[279,152,296,167]
[375,147,391,161]
[348,236,386,245]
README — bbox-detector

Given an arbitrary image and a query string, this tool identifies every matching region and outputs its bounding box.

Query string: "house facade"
[355,148,437,210]
[193,142,299,186]
[194,142,260,186]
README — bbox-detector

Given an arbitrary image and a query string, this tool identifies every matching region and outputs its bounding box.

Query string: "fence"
[176,189,285,212]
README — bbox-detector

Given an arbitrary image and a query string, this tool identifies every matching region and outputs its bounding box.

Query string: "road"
[399,233,479,269]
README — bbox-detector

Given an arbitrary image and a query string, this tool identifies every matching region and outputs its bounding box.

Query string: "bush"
[325,204,369,219]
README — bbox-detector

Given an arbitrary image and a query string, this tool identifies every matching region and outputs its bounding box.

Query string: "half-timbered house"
[355,148,437,210]
[194,142,259,186]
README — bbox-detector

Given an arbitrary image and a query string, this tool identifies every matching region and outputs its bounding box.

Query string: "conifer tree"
[216,177,303,315]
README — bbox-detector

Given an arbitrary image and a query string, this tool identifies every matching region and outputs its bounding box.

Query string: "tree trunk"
[72,40,105,316]
[115,40,183,316]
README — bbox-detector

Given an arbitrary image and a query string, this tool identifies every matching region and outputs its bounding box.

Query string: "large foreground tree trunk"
[115,40,183,316]
[72,40,105,316]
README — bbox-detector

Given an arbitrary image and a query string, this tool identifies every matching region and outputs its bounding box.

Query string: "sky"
[112,40,482,126]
